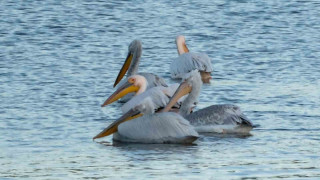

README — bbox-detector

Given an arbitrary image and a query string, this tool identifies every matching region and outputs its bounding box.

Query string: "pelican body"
[95,97,199,144]
[170,36,213,83]
[186,104,253,133]
[113,112,199,144]
[164,70,253,134]
[102,75,187,114]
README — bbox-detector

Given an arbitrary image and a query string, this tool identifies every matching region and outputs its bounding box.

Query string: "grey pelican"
[94,97,199,144]
[101,75,187,113]
[170,35,213,83]
[112,40,167,103]
[164,70,253,134]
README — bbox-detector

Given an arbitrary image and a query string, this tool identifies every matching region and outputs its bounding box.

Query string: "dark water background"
[1,0,319,179]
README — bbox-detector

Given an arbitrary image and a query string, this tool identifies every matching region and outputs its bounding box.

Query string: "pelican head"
[101,75,147,107]
[163,70,202,116]
[128,40,142,59]
[176,35,189,55]
[94,97,157,139]
[113,40,142,87]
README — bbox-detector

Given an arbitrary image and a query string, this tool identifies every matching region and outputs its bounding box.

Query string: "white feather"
[121,87,169,114]
[114,112,199,143]
[170,52,213,79]
[121,84,186,114]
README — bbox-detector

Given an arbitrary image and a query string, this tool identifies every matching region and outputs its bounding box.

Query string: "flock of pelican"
[93,35,253,144]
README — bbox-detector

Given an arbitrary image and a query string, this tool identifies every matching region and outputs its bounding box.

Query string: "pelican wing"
[186,104,253,126]
[121,87,170,114]
[121,84,187,114]
[185,104,253,134]
[115,73,168,103]
[114,112,199,143]
[170,52,213,79]
[138,72,168,88]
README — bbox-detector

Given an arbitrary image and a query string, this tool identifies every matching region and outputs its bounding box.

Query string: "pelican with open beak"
[112,40,167,102]
[94,97,198,144]
[164,70,253,134]
[102,74,187,114]
[170,35,213,83]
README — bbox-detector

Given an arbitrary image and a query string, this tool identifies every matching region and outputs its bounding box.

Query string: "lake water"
[1,0,320,179]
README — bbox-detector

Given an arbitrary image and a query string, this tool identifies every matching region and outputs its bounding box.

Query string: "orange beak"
[93,109,143,139]
[101,82,139,107]
[162,81,192,112]
[183,43,189,53]
[113,53,133,88]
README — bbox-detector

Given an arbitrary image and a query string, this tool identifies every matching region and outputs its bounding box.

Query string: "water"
[1,0,320,179]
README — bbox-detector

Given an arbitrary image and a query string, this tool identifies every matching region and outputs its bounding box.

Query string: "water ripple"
[1,0,320,179]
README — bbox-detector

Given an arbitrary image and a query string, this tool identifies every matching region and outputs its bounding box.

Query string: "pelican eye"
[128,78,135,83]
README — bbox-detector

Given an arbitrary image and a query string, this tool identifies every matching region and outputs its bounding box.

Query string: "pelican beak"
[93,109,143,139]
[163,81,192,112]
[101,82,139,107]
[113,53,133,88]
[183,43,189,53]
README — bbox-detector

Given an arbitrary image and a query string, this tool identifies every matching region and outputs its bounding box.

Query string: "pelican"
[163,70,253,134]
[94,97,199,144]
[112,40,167,102]
[101,75,188,113]
[170,35,213,83]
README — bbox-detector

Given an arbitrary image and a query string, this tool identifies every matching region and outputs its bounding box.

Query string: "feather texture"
[170,71,253,134]
[117,72,168,103]
[121,87,169,114]
[186,104,253,133]
[113,112,199,143]
[170,52,213,79]
[115,40,168,103]
[121,84,186,114]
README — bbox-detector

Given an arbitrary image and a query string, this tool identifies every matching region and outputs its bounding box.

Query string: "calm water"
[1,0,320,179]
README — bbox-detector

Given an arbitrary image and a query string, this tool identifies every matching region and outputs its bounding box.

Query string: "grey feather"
[186,104,253,127]
[127,40,142,76]
[175,71,253,134]
[170,52,213,79]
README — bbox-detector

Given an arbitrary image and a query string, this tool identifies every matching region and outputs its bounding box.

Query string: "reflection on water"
[1,0,320,179]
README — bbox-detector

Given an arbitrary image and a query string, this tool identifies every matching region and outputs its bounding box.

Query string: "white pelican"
[94,97,199,144]
[170,35,213,83]
[101,75,187,113]
[164,70,253,134]
[113,40,167,103]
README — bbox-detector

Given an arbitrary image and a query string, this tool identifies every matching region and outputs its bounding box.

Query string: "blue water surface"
[1,0,319,179]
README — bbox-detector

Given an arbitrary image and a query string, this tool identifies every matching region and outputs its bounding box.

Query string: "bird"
[94,97,199,144]
[101,74,188,114]
[163,70,253,134]
[112,40,167,102]
[170,35,213,83]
